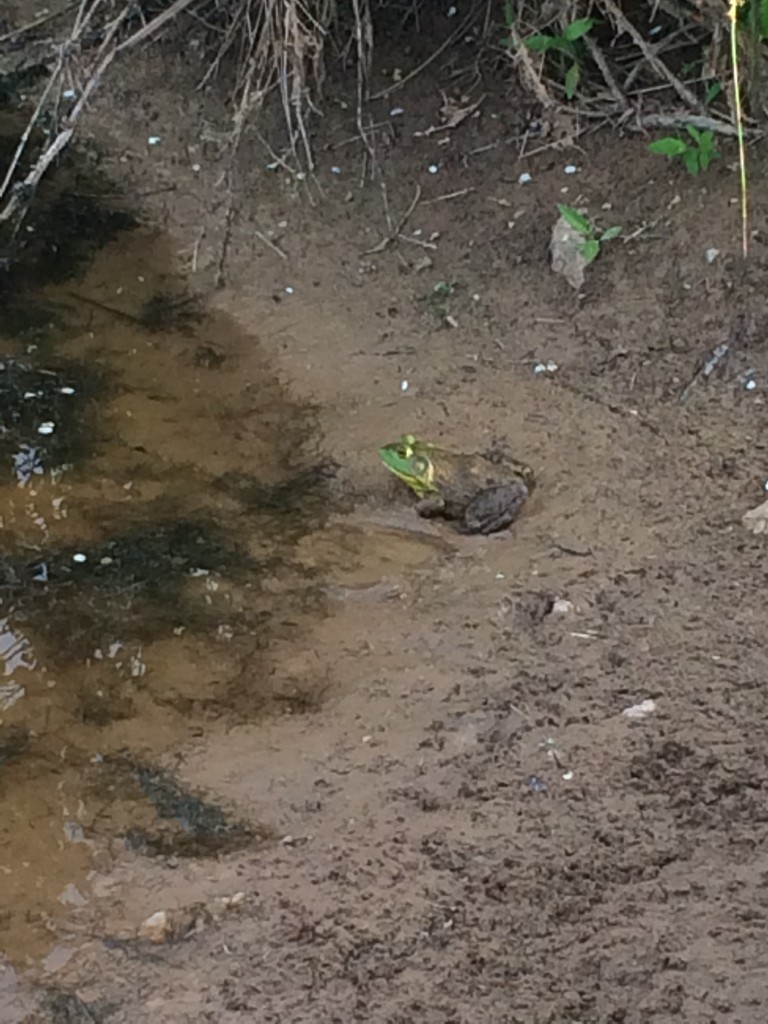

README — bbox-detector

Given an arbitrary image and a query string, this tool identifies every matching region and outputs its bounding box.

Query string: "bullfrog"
[378,434,535,535]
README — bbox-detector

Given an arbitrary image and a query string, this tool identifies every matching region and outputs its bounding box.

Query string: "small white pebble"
[518,172,532,184]
[447,5,457,15]
[285,286,294,295]
[533,360,559,375]
[495,572,505,580]
[37,422,55,435]
[72,553,87,564]
[400,380,409,392]
[745,379,757,391]
[562,770,574,781]
[564,165,578,175]
[390,107,405,117]
[147,136,161,146]
[472,293,480,301]
[191,163,201,172]
[705,247,719,263]
[58,386,76,395]
[551,598,574,615]
[763,479,768,493]
[428,164,439,174]
[622,699,657,721]
[100,557,113,566]
[330,166,342,175]
[62,89,76,99]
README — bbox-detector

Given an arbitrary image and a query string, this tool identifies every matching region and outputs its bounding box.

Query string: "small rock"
[622,698,657,721]
[550,213,588,289]
[743,497,768,535]
[138,905,210,943]
[533,360,559,375]
[219,891,246,909]
[138,911,171,944]
[550,598,574,615]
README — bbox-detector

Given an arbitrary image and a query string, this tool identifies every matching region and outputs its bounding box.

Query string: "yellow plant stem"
[729,0,749,257]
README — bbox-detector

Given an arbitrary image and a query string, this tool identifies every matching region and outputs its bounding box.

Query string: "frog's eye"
[411,456,429,475]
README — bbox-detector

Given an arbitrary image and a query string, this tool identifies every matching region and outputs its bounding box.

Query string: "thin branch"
[600,0,706,112]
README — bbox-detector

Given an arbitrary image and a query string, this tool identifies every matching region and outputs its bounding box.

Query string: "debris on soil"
[450,707,526,753]
[138,892,246,944]
[533,359,559,375]
[550,212,589,289]
[679,342,729,403]
[41,989,103,1023]
[622,698,657,721]
[743,497,768,535]
[138,905,210,944]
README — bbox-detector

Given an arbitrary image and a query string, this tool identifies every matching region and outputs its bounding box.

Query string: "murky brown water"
[0,208,444,972]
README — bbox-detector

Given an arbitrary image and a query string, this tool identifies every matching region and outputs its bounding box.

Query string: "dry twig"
[363,185,422,255]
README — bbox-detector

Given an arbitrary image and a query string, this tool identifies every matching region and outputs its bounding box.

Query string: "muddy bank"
[4,10,768,1024]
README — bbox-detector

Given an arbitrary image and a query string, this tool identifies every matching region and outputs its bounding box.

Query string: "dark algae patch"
[93,755,268,858]
[0,513,278,692]
[0,356,109,482]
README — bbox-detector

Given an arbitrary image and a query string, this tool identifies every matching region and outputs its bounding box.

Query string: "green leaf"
[648,137,688,157]
[683,149,700,175]
[580,239,600,263]
[705,81,723,105]
[525,33,557,52]
[600,225,623,242]
[503,0,515,27]
[685,123,702,142]
[761,0,768,39]
[698,146,720,172]
[557,203,592,236]
[564,17,595,41]
[565,62,580,99]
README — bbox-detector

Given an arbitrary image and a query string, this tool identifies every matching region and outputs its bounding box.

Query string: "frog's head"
[378,435,438,498]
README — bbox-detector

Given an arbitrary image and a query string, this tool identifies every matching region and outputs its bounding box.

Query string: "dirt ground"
[5,14,768,1024]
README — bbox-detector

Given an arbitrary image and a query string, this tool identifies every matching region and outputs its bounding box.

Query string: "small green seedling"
[557,204,622,264]
[648,125,721,175]
[523,17,596,99]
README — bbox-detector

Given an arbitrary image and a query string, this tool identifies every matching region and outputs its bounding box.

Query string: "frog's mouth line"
[391,461,437,498]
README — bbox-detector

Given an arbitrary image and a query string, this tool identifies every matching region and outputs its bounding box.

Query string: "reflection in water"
[0,619,36,679]
[0,222,340,969]
[0,202,443,983]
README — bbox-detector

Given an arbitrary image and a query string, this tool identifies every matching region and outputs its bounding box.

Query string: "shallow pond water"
[0,153,446,972]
